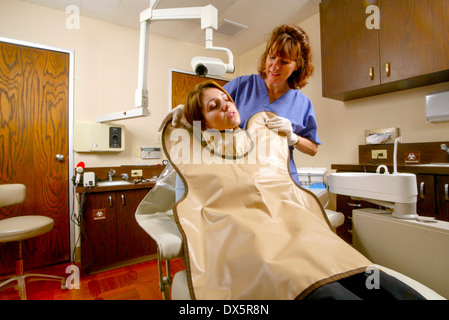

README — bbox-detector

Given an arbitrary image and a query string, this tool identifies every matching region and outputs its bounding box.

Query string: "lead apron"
[162,112,371,300]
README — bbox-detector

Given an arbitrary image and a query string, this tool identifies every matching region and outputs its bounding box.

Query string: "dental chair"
[135,164,348,300]
[135,165,185,299]
[136,164,446,300]
[0,184,67,300]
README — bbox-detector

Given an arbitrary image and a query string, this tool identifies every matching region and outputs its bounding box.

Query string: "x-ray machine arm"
[96,0,234,123]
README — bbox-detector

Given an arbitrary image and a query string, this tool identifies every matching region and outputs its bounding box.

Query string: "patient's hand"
[158,104,184,132]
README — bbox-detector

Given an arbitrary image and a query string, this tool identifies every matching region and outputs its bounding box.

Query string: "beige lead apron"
[162,111,371,300]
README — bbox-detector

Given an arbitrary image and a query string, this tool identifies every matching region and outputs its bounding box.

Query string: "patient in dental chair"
[162,80,425,300]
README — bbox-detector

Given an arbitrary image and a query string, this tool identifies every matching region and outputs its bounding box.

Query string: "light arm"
[97,1,234,123]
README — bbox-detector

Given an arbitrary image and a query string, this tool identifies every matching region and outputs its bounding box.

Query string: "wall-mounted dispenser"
[74,122,125,152]
[426,91,449,122]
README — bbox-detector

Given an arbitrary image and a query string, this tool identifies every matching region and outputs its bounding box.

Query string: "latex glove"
[265,116,299,146]
[158,104,184,132]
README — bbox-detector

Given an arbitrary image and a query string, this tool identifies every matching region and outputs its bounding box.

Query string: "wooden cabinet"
[379,0,449,84]
[320,0,379,100]
[320,0,449,101]
[417,174,449,221]
[416,174,435,217]
[435,175,449,221]
[81,188,156,273]
[336,195,385,244]
[336,195,357,244]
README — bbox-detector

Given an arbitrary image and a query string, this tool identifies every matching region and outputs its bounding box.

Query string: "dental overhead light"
[96,0,235,123]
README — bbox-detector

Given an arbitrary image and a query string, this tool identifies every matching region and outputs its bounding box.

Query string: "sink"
[97,180,132,187]
[329,172,417,204]
[410,163,449,167]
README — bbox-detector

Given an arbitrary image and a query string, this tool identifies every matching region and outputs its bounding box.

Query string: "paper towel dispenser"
[74,122,125,152]
[426,91,449,122]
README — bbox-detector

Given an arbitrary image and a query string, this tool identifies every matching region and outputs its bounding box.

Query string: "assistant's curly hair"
[258,24,314,89]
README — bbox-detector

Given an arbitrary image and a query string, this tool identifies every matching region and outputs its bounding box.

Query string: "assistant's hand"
[157,104,184,132]
[265,116,299,146]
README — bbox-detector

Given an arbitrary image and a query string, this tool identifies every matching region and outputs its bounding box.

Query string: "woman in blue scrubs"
[223,24,320,184]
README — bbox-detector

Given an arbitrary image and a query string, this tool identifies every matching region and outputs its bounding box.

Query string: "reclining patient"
[161,80,425,300]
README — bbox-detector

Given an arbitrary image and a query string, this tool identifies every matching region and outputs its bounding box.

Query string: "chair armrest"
[372,264,446,300]
[136,210,183,260]
[325,209,345,230]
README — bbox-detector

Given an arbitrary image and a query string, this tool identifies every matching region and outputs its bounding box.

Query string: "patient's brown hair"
[184,80,235,130]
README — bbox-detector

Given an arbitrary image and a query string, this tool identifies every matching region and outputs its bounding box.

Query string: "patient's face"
[201,87,241,131]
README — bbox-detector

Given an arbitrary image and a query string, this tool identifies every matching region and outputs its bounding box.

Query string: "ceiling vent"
[216,19,248,38]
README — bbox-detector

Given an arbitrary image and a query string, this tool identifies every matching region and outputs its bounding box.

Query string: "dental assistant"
[223,24,320,185]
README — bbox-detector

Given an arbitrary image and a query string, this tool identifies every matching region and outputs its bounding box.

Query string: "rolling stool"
[0,184,67,300]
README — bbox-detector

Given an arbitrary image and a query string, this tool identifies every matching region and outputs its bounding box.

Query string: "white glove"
[265,116,299,146]
[158,104,184,132]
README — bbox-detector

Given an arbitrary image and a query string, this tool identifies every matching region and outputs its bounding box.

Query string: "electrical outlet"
[372,150,387,159]
[131,169,143,177]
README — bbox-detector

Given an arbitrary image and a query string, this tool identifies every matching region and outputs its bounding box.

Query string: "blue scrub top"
[224,74,321,184]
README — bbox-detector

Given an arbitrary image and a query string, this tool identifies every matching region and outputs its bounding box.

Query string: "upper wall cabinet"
[320,0,449,101]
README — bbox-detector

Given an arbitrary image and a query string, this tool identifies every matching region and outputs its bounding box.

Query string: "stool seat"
[0,216,54,243]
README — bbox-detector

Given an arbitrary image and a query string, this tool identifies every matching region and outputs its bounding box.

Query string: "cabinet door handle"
[385,62,391,77]
[121,194,125,205]
[369,67,374,80]
[108,196,113,207]
[348,202,362,208]
[419,182,425,199]
[445,184,449,201]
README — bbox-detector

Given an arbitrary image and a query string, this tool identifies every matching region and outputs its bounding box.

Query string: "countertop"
[75,163,449,194]
[331,163,449,175]
[75,181,156,194]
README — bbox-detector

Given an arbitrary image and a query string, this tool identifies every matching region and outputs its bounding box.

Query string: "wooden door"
[379,0,449,83]
[171,71,229,109]
[319,0,380,100]
[0,41,70,274]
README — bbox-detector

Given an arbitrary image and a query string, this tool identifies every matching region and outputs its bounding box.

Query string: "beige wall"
[241,13,449,173]
[1,1,448,173]
[0,0,236,168]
